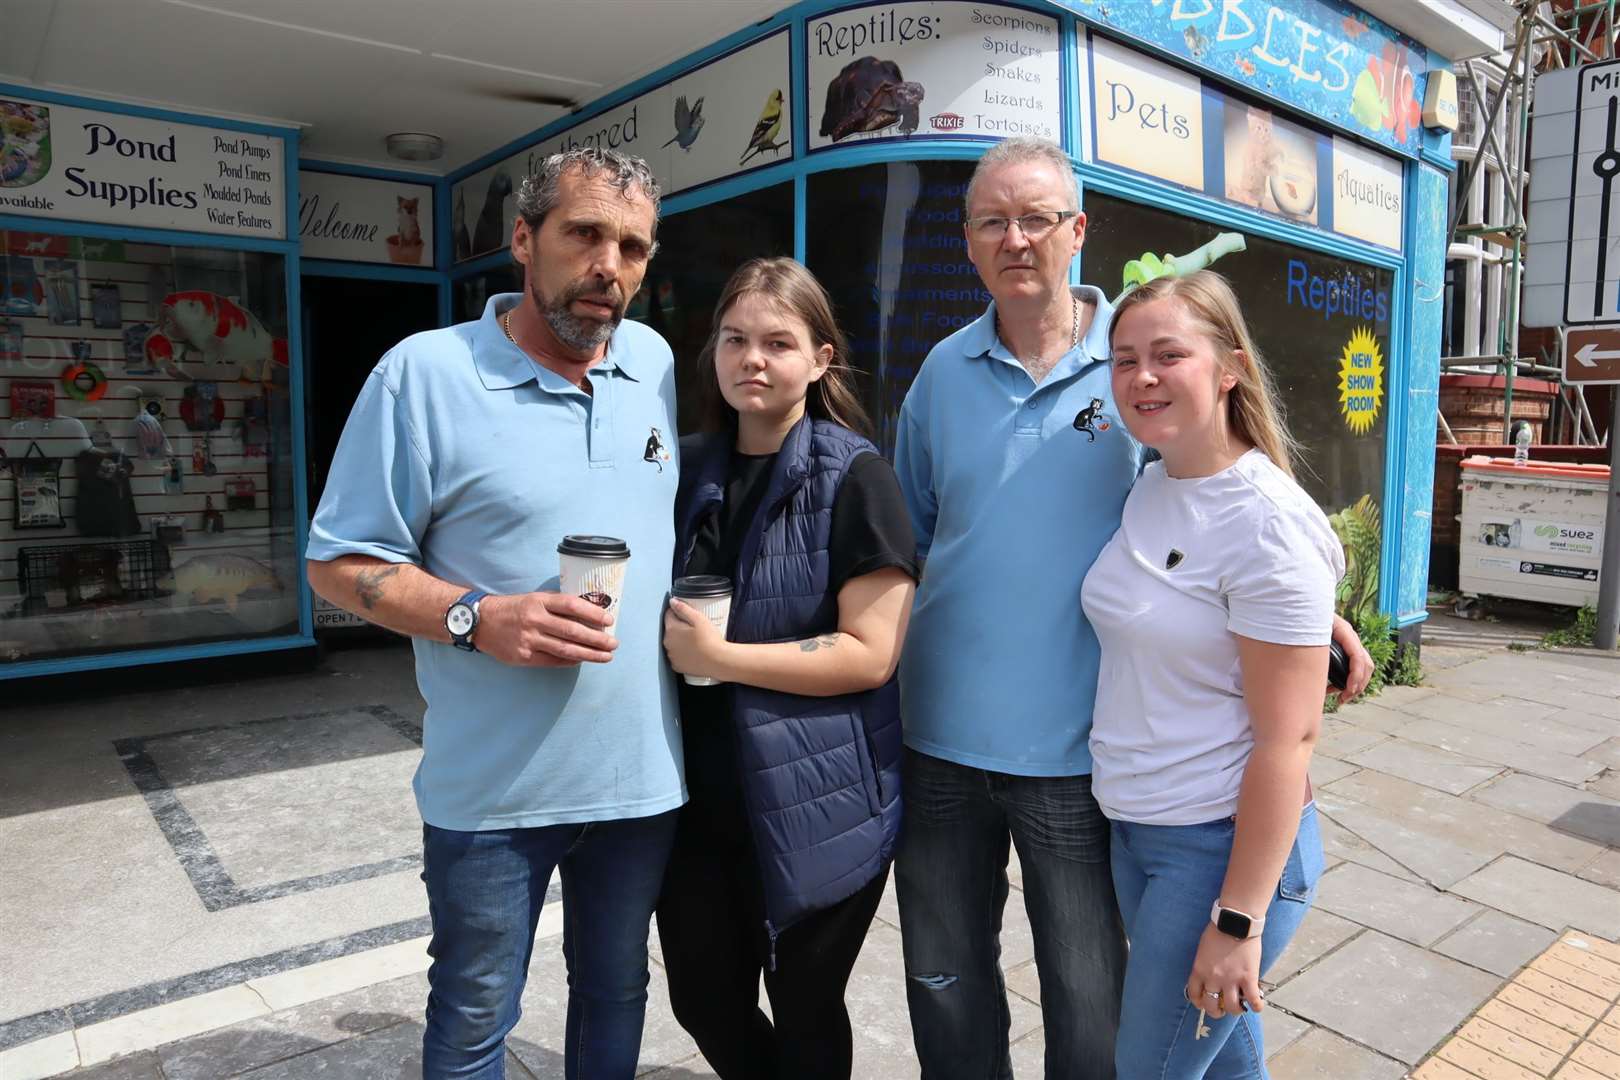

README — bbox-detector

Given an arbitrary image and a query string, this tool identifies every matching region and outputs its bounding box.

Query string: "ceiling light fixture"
[385,132,445,162]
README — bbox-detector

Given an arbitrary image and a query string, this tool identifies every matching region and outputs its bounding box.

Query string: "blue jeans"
[1110,804,1324,1080]
[420,811,678,1080]
[896,749,1126,1080]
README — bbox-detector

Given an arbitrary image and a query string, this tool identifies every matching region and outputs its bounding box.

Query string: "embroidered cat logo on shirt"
[643,427,671,472]
[1072,397,1113,443]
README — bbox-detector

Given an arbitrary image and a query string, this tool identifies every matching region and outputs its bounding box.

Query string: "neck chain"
[502,309,518,347]
[999,293,1081,364]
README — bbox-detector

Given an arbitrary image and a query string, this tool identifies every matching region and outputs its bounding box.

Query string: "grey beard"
[532,279,620,351]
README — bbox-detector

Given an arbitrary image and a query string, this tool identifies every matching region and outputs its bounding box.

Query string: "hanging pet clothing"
[238,394,269,457]
[161,455,183,495]
[133,408,172,461]
[202,495,225,533]
[61,360,108,402]
[191,431,217,476]
[179,381,224,431]
[74,448,140,537]
[123,322,155,373]
[226,476,256,511]
[12,442,63,529]
[92,283,121,329]
[0,318,22,362]
[10,380,54,419]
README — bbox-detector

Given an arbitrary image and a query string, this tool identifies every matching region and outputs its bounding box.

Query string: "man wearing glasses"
[892,136,1131,1079]
[893,138,1370,1078]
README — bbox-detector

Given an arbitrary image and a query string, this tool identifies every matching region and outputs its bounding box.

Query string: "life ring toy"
[62,361,108,402]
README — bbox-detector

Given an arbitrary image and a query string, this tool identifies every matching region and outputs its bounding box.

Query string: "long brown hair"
[1108,270,1299,478]
[696,258,873,439]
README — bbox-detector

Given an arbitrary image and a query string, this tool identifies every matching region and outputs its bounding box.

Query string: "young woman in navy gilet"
[659,258,917,1079]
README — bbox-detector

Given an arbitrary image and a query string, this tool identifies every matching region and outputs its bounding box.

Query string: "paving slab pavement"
[2,623,1617,1079]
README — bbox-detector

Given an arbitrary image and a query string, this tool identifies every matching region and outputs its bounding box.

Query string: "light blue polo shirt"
[307,294,684,830]
[895,284,1141,777]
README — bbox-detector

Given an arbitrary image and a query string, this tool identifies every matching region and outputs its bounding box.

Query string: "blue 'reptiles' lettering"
[1285,259,1388,322]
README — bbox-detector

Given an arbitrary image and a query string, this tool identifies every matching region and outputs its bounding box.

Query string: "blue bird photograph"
[663,94,705,151]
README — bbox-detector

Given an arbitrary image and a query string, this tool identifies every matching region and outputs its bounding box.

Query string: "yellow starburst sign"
[1337,327,1384,436]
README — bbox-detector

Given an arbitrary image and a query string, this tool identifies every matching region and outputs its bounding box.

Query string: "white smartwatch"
[1211,901,1266,940]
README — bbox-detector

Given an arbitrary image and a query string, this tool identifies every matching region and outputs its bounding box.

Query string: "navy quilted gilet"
[673,416,903,948]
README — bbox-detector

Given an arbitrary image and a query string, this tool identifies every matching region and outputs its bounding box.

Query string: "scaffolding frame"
[1444,0,1617,445]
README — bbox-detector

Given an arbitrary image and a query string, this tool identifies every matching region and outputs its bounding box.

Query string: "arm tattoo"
[798,633,841,652]
[354,564,402,610]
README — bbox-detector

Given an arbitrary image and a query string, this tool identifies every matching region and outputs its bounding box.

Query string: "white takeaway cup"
[670,575,733,686]
[556,535,630,618]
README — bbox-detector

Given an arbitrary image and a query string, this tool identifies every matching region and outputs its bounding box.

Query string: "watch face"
[447,603,475,637]
[1216,909,1252,939]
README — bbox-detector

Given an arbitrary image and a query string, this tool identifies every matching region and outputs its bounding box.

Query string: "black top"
[679,448,918,814]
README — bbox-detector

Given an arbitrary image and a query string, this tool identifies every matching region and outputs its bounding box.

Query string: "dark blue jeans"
[420,811,678,1080]
[896,749,1126,1080]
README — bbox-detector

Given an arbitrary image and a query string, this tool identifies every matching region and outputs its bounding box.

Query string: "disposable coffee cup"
[671,574,732,686]
[557,535,630,618]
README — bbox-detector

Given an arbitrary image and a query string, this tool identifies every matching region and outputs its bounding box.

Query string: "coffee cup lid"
[558,534,630,558]
[672,574,732,598]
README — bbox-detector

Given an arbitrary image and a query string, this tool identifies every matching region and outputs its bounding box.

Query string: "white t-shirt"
[1080,450,1344,826]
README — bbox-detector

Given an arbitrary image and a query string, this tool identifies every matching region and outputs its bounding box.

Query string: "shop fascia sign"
[1062,0,1430,159]
[806,1,1063,150]
[1087,33,1404,251]
[451,29,792,264]
[298,171,434,267]
[0,94,285,239]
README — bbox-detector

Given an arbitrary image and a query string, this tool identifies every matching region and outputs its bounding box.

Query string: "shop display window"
[0,229,297,661]
[807,161,982,455]
[635,184,793,433]
[1080,194,1394,512]
[453,265,520,325]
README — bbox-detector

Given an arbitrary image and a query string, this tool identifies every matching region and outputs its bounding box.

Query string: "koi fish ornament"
[143,291,287,386]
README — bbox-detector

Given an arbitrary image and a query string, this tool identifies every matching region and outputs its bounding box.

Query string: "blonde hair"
[1108,271,1299,478]
[697,258,873,439]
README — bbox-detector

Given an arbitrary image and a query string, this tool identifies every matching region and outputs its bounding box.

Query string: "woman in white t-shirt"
[1081,271,1344,1078]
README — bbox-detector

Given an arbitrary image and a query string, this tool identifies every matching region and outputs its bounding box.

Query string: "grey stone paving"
[6,626,1618,1079]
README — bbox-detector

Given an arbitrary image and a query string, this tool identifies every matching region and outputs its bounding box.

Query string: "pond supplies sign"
[299,171,433,266]
[0,96,285,239]
[807,2,1062,150]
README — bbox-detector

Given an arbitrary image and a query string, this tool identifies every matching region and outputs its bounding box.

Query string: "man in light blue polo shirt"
[893,138,1371,1080]
[307,148,681,1080]
[893,137,1132,1080]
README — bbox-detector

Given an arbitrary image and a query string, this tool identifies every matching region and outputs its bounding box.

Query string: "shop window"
[807,161,982,455]
[0,229,297,662]
[633,184,793,434]
[1080,194,1394,513]
[453,265,520,325]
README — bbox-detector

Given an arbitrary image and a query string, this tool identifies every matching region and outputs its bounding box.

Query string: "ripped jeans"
[896,749,1126,1079]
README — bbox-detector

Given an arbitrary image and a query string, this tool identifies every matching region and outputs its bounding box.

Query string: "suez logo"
[1534,524,1597,542]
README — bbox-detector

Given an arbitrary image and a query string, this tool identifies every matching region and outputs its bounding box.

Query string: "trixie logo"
[930,113,965,131]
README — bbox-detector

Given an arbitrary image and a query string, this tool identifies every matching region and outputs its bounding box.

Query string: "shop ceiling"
[0,0,797,174]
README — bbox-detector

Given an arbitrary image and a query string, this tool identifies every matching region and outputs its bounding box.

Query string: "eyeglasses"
[965,210,1079,241]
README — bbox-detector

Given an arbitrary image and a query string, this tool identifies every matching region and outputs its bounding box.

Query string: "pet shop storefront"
[0,93,319,677]
[446,0,1459,637]
[1,0,1468,679]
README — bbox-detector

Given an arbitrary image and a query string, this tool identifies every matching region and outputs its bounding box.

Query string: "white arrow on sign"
[1576,342,1620,366]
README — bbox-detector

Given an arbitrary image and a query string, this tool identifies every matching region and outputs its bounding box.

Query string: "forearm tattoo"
[798,633,841,652]
[354,564,401,610]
